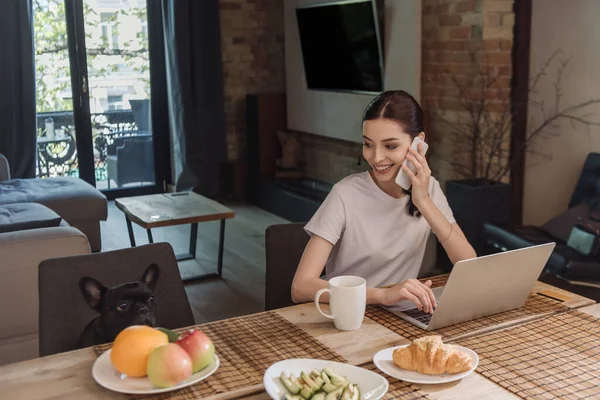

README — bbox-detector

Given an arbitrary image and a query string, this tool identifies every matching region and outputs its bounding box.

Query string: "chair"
[129,99,151,132]
[106,136,155,188]
[265,222,312,310]
[106,99,154,188]
[38,243,195,357]
[484,153,600,285]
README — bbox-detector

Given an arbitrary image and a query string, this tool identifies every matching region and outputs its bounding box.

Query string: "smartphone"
[395,137,429,190]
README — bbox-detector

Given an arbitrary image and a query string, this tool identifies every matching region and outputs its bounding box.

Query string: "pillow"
[276,130,304,169]
[541,203,590,243]
[0,203,62,233]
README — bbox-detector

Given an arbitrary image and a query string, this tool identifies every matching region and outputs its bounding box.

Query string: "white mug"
[315,275,366,331]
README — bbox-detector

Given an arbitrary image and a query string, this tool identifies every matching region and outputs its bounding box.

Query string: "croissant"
[392,335,472,375]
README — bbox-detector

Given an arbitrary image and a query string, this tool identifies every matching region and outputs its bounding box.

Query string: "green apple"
[146,344,192,388]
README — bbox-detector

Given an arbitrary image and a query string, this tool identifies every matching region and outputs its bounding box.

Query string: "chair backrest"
[38,243,194,357]
[116,138,155,185]
[265,222,310,310]
[569,153,600,208]
[129,99,151,132]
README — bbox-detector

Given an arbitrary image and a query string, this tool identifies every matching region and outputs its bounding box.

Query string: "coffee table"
[115,192,235,282]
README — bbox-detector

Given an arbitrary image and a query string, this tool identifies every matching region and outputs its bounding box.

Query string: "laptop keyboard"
[402,307,436,325]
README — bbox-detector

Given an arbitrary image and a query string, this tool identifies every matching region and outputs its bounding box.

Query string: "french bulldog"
[78,264,160,348]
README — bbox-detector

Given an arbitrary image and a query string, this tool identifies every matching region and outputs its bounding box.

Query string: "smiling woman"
[291,90,476,314]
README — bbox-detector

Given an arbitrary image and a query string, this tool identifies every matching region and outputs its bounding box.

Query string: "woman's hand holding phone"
[396,137,429,190]
[400,139,431,206]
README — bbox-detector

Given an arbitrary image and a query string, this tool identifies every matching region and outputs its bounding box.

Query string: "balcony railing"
[36,109,148,182]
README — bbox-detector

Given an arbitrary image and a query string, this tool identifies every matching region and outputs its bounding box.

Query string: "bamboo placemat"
[366,293,566,341]
[455,310,600,399]
[94,312,346,399]
[361,363,430,400]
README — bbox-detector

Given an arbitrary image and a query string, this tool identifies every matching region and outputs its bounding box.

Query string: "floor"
[100,200,289,324]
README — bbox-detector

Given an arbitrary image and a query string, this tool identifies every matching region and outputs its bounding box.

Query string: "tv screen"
[295,0,383,93]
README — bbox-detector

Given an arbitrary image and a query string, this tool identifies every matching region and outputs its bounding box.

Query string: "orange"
[110,326,169,377]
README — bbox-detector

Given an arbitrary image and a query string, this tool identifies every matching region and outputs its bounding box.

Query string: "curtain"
[161,0,227,196]
[0,0,36,179]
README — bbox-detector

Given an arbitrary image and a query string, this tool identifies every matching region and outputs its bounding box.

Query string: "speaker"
[246,93,287,193]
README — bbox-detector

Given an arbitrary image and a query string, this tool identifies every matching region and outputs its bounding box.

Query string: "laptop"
[388,242,556,330]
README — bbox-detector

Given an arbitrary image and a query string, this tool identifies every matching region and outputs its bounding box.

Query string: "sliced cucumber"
[292,374,304,390]
[313,376,324,390]
[325,387,344,400]
[280,372,301,395]
[341,384,359,400]
[332,377,349,387]
[301,372,318,389]
[321,371,331,385]
[311,393,326,400]
[300,385,315,400]
[322,368,337,379]
[323,368,349,387]
[322,383,338,394]
[352,385,360,400]
[281,368,359,400]
[340,385,351,400]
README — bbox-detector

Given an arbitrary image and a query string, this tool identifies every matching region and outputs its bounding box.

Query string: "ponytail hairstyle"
[362,90,424,217]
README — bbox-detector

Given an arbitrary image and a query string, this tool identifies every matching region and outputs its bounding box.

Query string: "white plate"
[373,345,479,385]
[92,349,220,394]
[263,358,388,400]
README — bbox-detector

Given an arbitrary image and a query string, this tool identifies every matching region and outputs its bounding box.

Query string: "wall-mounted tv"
[295,0,384,94]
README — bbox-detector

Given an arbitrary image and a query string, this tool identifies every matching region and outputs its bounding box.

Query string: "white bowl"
[263,358,388,400]
[373,345,479,384]
[92,349,219,394]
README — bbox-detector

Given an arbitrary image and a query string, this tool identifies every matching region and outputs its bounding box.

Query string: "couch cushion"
[0,333,38,366]
[0,178,107,224]
[0,203,62,233]
[542,203,591,243]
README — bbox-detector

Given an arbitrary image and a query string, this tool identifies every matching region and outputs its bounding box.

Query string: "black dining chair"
[265,222,318,311]
[38,243,195,356]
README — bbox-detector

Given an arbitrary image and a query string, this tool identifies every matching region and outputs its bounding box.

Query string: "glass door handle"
[82,76,87,93]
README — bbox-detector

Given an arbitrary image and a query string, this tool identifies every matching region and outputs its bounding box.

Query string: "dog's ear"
[79,277,107,312]
[141,264,160,292]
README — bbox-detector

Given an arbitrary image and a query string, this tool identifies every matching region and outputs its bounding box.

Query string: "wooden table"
[0,281,595,400]
[115,192,235,282]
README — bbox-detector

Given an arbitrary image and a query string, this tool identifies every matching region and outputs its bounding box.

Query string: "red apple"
[176,329,215,373]
[147,344,192,388]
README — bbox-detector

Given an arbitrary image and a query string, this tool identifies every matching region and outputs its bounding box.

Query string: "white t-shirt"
[304,172,456,288]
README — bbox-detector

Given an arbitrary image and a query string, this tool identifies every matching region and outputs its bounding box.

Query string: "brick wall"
[220,0,285,162]
[218,0,514,185]
[297,0,514,185]
[422,0,514,182]
[297,131,367,184]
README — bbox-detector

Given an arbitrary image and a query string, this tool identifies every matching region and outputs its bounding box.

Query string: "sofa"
[0,154,107,251]
[484,153,600,295]
[0,225,90,365]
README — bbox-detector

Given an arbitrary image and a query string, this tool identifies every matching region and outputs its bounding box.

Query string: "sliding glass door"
[33,0,80,178]
[33,0,168,197]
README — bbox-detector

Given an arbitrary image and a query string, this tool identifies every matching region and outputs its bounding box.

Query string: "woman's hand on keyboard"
[381,279,436,313]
